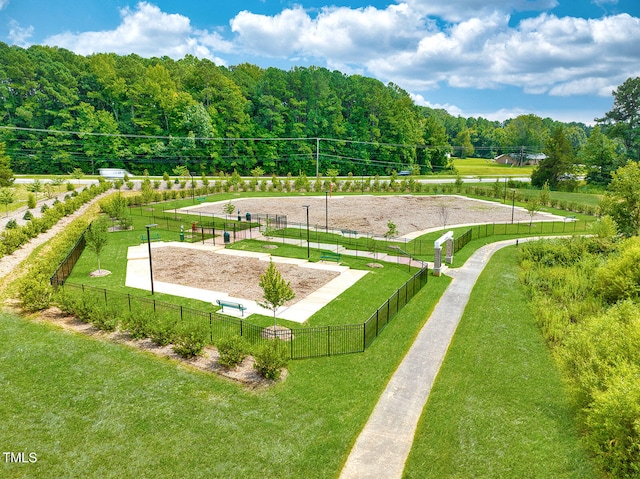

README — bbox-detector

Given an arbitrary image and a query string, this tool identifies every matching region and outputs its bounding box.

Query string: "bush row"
[54,290,288,379]
[1,182,112,260]
[518,234,640,476]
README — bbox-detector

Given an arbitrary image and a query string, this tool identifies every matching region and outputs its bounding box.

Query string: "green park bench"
[216,299,247,316]
[140,233,161,242]
[320,251,341,262]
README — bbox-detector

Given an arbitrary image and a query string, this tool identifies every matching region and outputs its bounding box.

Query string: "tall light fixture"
[303,205,310,259]
[145,223,158,295]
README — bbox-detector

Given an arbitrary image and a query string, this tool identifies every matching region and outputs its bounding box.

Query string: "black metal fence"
[454,229,473,253]
[60,265,428,360]
[50,227,88,287]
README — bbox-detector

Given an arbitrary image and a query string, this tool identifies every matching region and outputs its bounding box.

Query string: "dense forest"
[0,42,596,177]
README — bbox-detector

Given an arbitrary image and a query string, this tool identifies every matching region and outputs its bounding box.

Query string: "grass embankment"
[403,247,599,478]
[0,273,450,479]
[452,158,535,177]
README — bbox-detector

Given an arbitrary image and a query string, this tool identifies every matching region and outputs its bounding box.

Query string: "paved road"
[339,238,534,479]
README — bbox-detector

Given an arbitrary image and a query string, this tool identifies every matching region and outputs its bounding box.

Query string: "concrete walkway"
[339,238,534,479]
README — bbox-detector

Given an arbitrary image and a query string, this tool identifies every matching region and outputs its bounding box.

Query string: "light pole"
[325,191,328,233]
[189,171,196,204]
[303,205,310,259]
[145,223,158,295]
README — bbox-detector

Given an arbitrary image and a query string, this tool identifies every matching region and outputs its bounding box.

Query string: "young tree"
[26,179,42,200]
[437,201,450,230]
[526,197,541,226]
[223,201,235,217]
[384,220,398,239]
[70,167,84,184]
[84,218,109,274]
[0,188,16,216]
[258,259,296,333]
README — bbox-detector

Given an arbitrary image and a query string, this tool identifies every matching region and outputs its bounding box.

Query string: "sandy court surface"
[151,247,339,305]
[183,195,562,237]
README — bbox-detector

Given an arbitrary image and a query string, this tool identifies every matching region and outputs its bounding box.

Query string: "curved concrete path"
[339,238,536,479]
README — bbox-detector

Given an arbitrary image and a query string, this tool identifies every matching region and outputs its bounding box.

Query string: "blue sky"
[1,0,639,125]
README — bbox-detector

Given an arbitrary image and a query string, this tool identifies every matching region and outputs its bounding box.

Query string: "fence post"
[128,294,131,311]
[209,313,213,342]
[327,325,331,356]
[363,323,366,351]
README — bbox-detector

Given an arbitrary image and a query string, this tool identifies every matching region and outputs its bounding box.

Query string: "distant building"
[98,168,132,179]
[494,153,546,166]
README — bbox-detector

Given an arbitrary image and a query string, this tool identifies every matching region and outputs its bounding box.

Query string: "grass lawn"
[452,158,535,177]
[403,247,599,478]
[0,273,450,479]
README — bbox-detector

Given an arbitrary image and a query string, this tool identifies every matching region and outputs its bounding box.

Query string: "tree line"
[0,42,636,181]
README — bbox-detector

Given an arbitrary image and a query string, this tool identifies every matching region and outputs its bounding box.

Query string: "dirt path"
[0,191,111,283]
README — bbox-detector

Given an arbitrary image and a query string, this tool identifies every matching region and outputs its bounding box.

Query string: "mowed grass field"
[452,158,535,177]
[403,247,598,478]
[0,276,451,479]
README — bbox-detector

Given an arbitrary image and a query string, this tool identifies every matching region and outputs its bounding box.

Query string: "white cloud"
[231,4,427,61]
[0,0,9,10]
[44,2,231,63]
[401,0,558,22]
[411,93,465,116]
[8,20,34,47]
[33,0,640,109]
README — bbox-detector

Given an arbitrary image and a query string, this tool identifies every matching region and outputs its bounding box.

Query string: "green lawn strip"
[403,247,598,478]
[452,158,535,177]
[0,275,450,479]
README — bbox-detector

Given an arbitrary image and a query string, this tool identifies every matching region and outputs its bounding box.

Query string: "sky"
[1,0,639,125]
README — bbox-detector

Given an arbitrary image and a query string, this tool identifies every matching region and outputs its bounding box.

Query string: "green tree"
[532,126,575,188]
[597,76,640,161]
[258,259,296,332]
[84,218,109,273]
[0,188,16,216]
[26,179,42,200]
[600,160,640,236]
[499,114,549,165]
[579,125,625,186]
[453,128,474,158]
[0,142,15,187]
[384,220,398,239]
[70,167,84,184]
[526,197,541,226]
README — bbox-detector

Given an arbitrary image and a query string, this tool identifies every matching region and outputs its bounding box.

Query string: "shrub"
[584,362,640,477]
[173,327,207,359]
[66,182,75,191]
[121,309,153,340]
[88,305,119,332]
[148,315,177,346]
[23,210,32,220]
[217,336,249,368]
[253,339,288,380]
[18,272,53,312]
[27,193,36,209]
[5,219,17,229]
